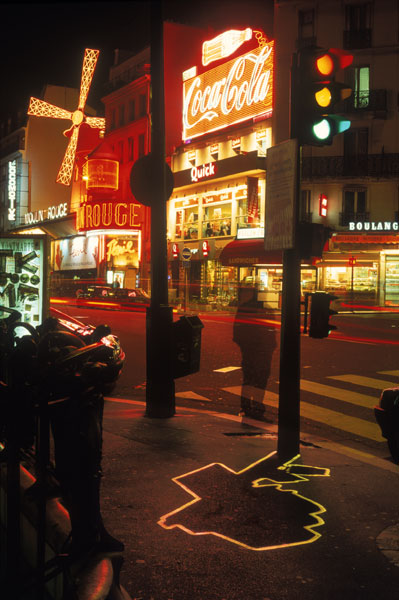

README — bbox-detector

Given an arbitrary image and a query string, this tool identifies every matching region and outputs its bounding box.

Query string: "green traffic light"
[313,119,331,140]
[338,119,351,133]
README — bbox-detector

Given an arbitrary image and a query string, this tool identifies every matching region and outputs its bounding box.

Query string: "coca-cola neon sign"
[183,31,274,141]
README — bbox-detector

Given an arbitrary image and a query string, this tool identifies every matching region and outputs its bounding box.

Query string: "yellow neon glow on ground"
[158,451,330,551]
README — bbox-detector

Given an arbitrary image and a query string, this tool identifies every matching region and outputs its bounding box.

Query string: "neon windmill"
[28,48,105,186]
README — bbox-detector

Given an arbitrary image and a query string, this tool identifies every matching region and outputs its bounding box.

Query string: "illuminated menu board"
[0,236,47,327]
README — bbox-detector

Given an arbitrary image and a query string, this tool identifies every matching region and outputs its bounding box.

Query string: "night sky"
[1,0,273,123]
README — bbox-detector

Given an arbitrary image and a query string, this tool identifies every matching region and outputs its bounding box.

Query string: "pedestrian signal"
[291,47,353,146]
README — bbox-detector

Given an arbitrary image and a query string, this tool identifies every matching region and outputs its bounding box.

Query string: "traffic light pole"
[145,0,175,418]
[277,53,301,460]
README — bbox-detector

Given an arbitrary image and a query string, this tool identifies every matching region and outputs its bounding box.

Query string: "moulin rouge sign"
[183,29,274,141]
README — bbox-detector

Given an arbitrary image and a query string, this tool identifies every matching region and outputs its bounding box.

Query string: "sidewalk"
[100,398,399,600]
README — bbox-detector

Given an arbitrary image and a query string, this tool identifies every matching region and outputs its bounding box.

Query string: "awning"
[13,215,77,239]
[219,239,283,266]
[333,234,399,245]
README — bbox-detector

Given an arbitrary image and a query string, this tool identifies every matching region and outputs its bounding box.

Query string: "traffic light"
[291,46,353,146]
[309,292,338,338]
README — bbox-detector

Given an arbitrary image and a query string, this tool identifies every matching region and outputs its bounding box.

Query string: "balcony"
[339,89,387,117]
[339,212,370,227]
[302,154,399,179]
[343,29,372,49]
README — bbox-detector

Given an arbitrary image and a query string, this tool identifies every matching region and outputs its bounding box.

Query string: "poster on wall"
[53,236,98,271]
[0,235,47,327]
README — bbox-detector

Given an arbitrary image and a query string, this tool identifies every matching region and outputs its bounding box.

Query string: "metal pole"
[277,52,301,460]
[145,0,175,417]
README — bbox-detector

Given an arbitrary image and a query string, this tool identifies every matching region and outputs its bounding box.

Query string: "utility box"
[172,315,204,379]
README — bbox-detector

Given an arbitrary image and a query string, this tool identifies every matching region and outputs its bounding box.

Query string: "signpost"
[182,247,191,312]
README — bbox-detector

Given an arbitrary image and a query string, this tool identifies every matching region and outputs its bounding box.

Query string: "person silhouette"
[233,285,277,419]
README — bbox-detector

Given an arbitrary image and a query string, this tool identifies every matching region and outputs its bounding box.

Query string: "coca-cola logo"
[183,42,274,141]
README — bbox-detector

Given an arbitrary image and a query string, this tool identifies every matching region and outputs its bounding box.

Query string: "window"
[138,133,145,157]
[110,108,116,130]
[344,3,372,48]
[118,140,124,163]
[139,94,147,117]
[128,137,134,161]
[341,188,368,225]
[119,105,125,127]
[352,66,370,108]
[128,99,135,121]
[298,9,315,42]
[344,128,368,176]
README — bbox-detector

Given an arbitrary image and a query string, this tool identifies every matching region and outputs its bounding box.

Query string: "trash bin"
[172,315,204,379]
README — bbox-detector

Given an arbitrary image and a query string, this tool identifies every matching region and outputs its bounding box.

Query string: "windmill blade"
[78,48,100,110]
[86,116,106,129]
[56,126,79,186]
[28,97,72,120]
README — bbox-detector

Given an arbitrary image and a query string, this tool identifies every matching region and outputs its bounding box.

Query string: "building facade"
[274,0,399,308]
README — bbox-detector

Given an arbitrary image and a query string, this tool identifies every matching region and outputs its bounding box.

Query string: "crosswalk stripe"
[328,374,398,390]
[378,370,399,377]
[222,385,384,442]
[300,379,377,408]
[175,391,212,402]
[214,366,241,373]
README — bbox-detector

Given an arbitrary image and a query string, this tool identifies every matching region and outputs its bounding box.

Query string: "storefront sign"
[25,202,68,225]
[106,238,138,263]
[247,176,259,223]
[76,200,142,233]
[172,243,179,258]
[349,221,399,231]
[202,240,210,257]
[333,234,399,244]
[183,31,274,140]
[237,227,265,239]
[8,160,17,221]
[191,163,217,182]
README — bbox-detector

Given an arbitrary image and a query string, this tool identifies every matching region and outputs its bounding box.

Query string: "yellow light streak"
[158,451,330,551]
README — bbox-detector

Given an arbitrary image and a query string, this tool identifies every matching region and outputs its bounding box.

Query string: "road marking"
[328,374,398,390]
[213,366,241,373]
[175,391,212,402]
[378,370,399,377]
[300,379,378,408]
[222,386,384,442]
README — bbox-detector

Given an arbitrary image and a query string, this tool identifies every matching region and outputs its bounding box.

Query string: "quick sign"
[183,32,274,141]
[191,163,217,182]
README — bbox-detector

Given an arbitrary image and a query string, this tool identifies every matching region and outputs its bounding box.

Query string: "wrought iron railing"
[339,212,370,227]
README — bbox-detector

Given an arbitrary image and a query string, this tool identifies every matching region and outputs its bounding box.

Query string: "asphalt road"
[52,304,399,465]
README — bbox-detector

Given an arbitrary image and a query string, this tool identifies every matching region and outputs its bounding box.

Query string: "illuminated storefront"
[318,229,399,307]
[169,27,316,309]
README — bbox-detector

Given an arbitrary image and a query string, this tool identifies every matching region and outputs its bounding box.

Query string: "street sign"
[182,247,192,261]
[265,139,298,251]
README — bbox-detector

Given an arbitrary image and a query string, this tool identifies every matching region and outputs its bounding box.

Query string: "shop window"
[341,189,368,225]
[138,133,145,157]
[128,99,136,121]
[203,204,232,237]
[128,137,134,161]
[324,264,377,297]
[385,258,399,306]
[175,205,199,240]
